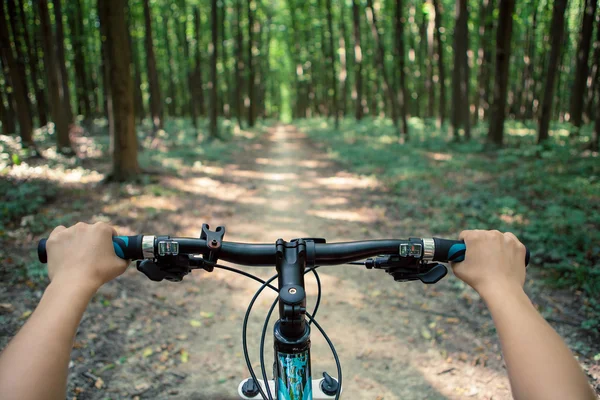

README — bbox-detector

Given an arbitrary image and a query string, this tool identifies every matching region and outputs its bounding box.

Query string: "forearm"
[0,280,95,400]
[483,285,596,400]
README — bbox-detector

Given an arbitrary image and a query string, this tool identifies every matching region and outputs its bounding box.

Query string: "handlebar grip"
[37,235,144,263]
[432,237,530,266]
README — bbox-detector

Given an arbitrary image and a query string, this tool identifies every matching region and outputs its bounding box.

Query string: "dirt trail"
[66,125,559,399]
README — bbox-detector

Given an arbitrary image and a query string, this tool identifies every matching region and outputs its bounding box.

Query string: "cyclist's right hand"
[450,230,527,299]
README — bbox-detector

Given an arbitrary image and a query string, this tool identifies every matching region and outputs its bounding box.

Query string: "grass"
[296,117,600,324]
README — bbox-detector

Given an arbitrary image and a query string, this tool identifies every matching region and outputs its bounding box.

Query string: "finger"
[504,231,519,242]
[458,230,469,241]
[49,225,67,238]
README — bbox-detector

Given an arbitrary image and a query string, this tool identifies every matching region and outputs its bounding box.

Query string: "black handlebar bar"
[37,235,530,266]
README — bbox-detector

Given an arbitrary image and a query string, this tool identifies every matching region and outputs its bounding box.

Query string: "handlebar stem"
[276,239,308,339]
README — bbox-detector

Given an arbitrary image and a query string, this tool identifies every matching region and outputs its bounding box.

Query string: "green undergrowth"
[298,117,600,325]
[0,117,271,281]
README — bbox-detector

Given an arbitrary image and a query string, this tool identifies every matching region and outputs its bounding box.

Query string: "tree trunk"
[538,0,568,143]
[395,0,410,135]
[220,0,232,119]
[426,0,435,118]
[569,0,597,128]
[487,0,516,146]
[451,0,471,140]
[475,0,495,122]
[16,0,48,127]
[193,7,206,118]
[325,0,339,128]
[432,0,446,125]
[98,0,140,181]
[246,0,256,127]
[68,0,92,119]
[143,0,163,130]
[0,59,17,135]
[7,0,34,127]
[210,0,219,138]
[177,0,197,125]
[352,0,364,120]
[39,0,70,150]
[584,14,600,123]
[339,1,349,118]
[163,15,178,116]
[519,0,539,120]
[52,0,74,123]
[125,5,145,123]
[233,1,244,125]
[366,0,403,138]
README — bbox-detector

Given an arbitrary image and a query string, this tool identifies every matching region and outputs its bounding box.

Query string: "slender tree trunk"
[366,0,403,138]
[98,0,140,181]
[39,0,71,150]
[426,0,435,118]
[432,0,446,125]
[487,0,516,146]
[538,0,568,143]
[220,0,232,119]
[520,0,539,120]
[395,0,410,135]
[233,1,244,125]
[339,1,349,118]
[16,0,48,127]
[7,0,33,126]
[126,6,145,123]
[163,15,177,116]
[585,14,600,122]
[176,0,197,125]
[0,58,17,135]
[143,0,163,130]
[210,0,219,138]
[352,0,364,120]
[52,0,74,123]
[193,7,206,118]
[246,0,256,127]
[475,0,495,122]
[570,0,597,128]
[451,0,471,139]
[68,0,92,119]
[325,0,339,128]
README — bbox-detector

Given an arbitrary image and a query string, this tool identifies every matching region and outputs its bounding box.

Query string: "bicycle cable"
[213,264,342,400]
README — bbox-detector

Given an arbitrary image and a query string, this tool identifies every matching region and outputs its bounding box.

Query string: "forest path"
[78,125,519,399]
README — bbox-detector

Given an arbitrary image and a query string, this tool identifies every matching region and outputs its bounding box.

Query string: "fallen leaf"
[446,317,460,324]
[142,347,154,358]
[421,327,432,340]
[20,310,32,319]
[200,311,214,319]
[159,351,169,363]
[0,303,14,312]
[176,334,188,340]
[180,350,189,363]
[189,319,202,327]
[95,378,104,389]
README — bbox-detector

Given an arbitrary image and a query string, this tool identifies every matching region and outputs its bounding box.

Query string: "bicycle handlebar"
[37,235,530,266]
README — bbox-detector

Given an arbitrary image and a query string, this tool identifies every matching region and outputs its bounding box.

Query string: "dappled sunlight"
[426,152,453,161]
[507,127,536,137]
[307,208,384,223]
[164,176,251,201]
[313,196,349,206]
[314,174,380,190]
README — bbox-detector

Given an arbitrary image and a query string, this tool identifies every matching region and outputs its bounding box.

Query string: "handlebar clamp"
[200,224,226,263]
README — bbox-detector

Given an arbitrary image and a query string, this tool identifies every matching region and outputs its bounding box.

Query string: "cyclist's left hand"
[46,222,129,291]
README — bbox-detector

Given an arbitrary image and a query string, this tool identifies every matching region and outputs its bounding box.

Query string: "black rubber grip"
[432,237,530,266]
[37,235,144,263]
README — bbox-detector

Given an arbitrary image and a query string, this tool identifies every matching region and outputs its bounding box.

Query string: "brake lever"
[389,263,447,284]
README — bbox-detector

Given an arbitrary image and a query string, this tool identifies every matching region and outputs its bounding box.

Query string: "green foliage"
[299,117,600,318]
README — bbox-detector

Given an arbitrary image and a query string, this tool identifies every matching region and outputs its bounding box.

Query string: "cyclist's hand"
[451,230,527,298]
[46,222,129,291]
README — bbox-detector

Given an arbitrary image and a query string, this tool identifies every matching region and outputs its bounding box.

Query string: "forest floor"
[1,122,599,399]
